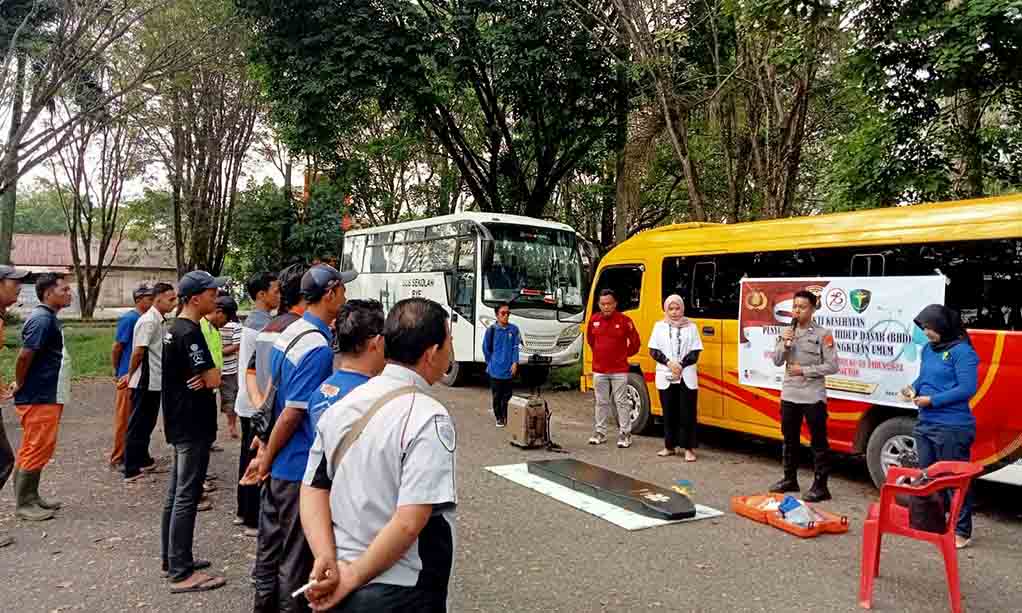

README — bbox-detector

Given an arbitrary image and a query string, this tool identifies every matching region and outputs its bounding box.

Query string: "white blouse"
[647,321,703,390]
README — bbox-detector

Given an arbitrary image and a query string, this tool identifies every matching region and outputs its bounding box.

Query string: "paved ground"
[1,379,1020,613]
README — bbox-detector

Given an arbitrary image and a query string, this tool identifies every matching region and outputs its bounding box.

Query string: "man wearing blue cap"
[0,265,31,547]
[251,263,355,613]
[160,270,227,594]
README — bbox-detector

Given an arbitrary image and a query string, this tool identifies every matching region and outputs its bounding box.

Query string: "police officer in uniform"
[300,298,457,612]
[769,290,839,502]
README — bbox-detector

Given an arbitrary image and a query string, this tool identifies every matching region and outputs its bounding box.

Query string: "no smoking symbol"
[826,288,847,312]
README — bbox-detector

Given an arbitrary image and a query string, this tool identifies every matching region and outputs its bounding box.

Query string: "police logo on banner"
[850,289,872,313]
[435,415,456,452]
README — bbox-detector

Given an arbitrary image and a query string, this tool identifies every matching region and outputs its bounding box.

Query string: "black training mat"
[527,458,696,520]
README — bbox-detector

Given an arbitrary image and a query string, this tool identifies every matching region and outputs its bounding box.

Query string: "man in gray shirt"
[301,298,456,612]
[769,290,839,502]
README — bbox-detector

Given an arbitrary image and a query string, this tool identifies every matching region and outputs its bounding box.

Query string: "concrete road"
[1,380,1019,612]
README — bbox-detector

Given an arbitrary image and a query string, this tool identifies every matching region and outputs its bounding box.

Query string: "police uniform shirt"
[304,363,457,599]
[772,322,839,404]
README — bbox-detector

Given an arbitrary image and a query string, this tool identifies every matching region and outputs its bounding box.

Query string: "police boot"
[14,469,54,522]
[769,471,800,494]
[31,469,62,511]
[803,473,831,503]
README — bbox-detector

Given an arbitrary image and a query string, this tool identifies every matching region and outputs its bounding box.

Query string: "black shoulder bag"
[252,328,328,440]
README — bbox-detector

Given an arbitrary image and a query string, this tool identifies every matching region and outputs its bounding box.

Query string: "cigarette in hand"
[291,579,318,599]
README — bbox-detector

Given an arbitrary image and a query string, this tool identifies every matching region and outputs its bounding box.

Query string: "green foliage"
[850,0,1022,200]
[238,0,628,217]
[13,187,67,234]
[121,189,174,245]
[228,178,347,279]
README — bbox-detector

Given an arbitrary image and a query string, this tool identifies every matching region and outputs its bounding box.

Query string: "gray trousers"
[593,373,631,436]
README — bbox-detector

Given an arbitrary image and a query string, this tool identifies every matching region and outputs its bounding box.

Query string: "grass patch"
[547,359,582,391]
[0,325,116,382]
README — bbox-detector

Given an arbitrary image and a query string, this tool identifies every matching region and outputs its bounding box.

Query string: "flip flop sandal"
[170,575,226,594]
[162,559,211,578]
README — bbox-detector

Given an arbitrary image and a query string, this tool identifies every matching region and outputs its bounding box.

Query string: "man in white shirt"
[300,298,457,612]
[124,282,177,482]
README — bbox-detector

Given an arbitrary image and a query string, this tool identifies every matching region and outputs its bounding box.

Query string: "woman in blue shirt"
[904,304,980,549]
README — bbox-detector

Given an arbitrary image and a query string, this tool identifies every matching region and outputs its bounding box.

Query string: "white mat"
[485,463,724,531]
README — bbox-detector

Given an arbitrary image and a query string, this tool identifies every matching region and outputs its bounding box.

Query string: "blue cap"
[177,270,227,299]
[300,264,357,301]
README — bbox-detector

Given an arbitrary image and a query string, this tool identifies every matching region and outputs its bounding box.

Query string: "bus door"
[448,235,477,363]
[687,259,724,419]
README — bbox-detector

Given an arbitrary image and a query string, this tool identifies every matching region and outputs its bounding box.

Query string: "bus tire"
[865,416,919,488]
[625,372,653,435]
[440,360,468,387]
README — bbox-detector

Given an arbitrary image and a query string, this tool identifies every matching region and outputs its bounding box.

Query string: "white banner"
[737,276,945,408]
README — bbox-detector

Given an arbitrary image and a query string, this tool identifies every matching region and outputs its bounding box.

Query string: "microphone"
[785,317,797,348]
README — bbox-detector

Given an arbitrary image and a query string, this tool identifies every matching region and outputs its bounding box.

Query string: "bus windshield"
[482,223,585,315]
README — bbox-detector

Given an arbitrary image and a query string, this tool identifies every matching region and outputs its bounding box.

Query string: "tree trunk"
[0,55,26,265]
[955,92,984,199]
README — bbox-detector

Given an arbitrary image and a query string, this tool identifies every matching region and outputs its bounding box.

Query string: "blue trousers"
[913,422,975,538]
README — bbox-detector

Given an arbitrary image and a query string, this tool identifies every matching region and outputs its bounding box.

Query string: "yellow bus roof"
[603,194,1022,263]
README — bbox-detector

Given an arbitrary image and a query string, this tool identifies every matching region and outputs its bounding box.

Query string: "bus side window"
[452,238,476,320]
[851,253,886,276]
[690,260,716,316]
[661,256,691,303]
[592,265,643,313]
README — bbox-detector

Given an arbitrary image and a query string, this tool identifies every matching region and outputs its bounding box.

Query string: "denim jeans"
[160,441,211,581]
[913,422,975,538]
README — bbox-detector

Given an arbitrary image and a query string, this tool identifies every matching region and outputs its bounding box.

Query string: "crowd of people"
[0,257,985,608]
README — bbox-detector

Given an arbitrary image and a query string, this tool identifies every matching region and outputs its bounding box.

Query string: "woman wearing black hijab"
[902,304,980,549]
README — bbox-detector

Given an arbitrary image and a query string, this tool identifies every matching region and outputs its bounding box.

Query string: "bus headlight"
[556,324,582,347]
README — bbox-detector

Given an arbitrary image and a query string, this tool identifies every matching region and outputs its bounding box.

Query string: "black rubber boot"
[32,469,61,511]
[769,472,800,494]
[803,473,832,502]
[14,469,54,522]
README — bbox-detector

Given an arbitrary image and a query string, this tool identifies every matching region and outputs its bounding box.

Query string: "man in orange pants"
[108,285,154,469]
[12,273,73,521]
[0,265,32,546]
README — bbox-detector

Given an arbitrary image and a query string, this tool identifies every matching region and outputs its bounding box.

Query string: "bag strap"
[271,327,328,389]
[331,385,418,470]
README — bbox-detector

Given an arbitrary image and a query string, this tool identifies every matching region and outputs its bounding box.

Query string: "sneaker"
[243,527,259,538]
[617,434,632,448]
[955,535,971,550]
[587,433,607,445]
[143,458,169,474]
[495,420,505,428]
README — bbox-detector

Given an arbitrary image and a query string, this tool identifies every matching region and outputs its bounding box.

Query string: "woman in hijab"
[902,304,980,549]
[648,295,703,460]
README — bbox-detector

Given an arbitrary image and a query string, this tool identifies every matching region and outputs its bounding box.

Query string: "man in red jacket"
[586,289,641,448]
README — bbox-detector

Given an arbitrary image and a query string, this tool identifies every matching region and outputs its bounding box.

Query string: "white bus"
[340,212,589,386]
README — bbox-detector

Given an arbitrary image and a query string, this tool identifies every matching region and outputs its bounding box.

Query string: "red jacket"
[586,310,640,374]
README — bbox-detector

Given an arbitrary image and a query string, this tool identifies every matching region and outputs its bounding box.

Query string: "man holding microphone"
[769,290,839,502]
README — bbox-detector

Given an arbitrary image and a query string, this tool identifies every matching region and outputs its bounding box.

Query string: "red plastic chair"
[859,460,983,612]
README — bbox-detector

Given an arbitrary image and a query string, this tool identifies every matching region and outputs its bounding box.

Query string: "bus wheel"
[440,360,468,387]
[866,416,919,488]
[625,372,653,435]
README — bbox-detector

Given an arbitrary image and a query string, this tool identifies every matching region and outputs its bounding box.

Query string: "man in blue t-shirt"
[252,264,356,613]
[12,273,73,522]
[108,285,154,468]
[483,302,520,427]
[307,299,386,425]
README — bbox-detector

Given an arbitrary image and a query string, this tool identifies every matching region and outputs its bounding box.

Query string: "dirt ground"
[1,379,1020,612]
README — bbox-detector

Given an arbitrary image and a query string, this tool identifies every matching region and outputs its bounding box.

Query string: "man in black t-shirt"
[159,270,227,594]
